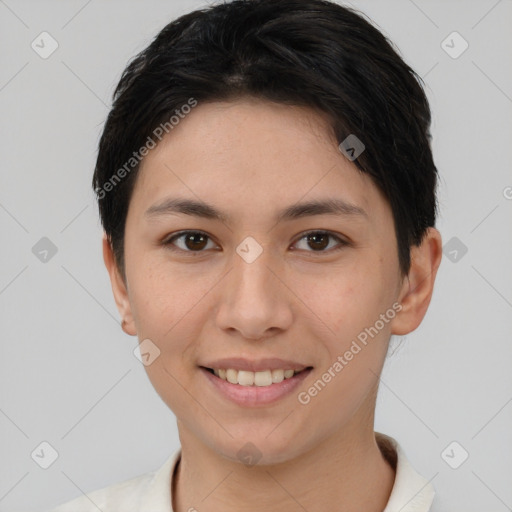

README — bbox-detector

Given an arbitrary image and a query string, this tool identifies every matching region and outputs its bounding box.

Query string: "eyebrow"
[144,197,368,223]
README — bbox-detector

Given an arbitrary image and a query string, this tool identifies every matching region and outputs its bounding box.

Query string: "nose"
[215,245,294,340]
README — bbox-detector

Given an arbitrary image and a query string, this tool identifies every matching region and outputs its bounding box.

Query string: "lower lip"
[200,367,313,407]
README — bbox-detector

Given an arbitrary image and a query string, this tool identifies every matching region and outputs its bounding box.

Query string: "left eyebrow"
[144,197,368,223]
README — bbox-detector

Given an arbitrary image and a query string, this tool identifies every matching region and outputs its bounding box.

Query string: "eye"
[292,230,348,253]
[163,230,218,253]
[162,230,348,255]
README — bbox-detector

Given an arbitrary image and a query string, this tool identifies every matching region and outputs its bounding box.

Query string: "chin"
[209,432,309,467]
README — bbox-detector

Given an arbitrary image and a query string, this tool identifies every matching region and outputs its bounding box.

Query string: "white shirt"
[49,432,438,511]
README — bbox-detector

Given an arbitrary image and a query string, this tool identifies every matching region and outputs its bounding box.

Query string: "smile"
[205,367,308,387]
[200,366,313,406]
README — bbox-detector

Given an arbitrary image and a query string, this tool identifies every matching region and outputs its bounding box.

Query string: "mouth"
[200,364,314,406]
[198,357,314,406]
[200,366,313,387]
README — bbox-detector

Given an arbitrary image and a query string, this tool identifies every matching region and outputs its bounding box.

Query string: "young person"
[51,0,443,510]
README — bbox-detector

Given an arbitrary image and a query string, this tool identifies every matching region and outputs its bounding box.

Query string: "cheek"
[127,254,205,335]
[307,263,395,339]
[128,263,205,414]
[298,271,394,419]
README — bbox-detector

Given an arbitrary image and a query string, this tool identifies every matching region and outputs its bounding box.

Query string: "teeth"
[238,370,255,386]
[226,368,238,384]
[254,370,272,386]
[211,368,301,386]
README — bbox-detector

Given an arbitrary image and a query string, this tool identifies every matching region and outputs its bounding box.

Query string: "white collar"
[376,433,435,511]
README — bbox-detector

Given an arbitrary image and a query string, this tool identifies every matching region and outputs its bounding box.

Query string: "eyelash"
[162,230,349,256]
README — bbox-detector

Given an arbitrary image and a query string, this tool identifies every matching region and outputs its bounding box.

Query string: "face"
[107,98,420,465]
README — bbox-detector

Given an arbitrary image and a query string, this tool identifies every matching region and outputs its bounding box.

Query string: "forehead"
[129,99,389,225]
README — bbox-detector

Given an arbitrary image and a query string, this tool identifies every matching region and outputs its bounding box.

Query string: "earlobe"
[390,227,443,336]
[102,233,137,336]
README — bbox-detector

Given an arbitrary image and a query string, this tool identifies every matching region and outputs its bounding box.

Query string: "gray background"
[1,0,511,510]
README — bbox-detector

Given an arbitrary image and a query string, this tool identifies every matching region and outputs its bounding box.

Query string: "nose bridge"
[215,237,293,338]
[231,239,278,304]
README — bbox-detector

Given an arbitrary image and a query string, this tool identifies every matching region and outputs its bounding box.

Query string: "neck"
[172,422,396,512]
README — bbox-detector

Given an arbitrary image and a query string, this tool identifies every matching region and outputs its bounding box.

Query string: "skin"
[103,98,442,512]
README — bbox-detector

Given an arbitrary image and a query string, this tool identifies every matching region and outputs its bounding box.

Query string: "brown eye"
[183,232,208,250]
[293,231,347,253]
[164,231,216,252]
[306,232,330,250]
[163,230,347,256]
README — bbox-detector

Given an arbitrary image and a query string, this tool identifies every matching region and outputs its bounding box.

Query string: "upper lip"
[200,357,311,372]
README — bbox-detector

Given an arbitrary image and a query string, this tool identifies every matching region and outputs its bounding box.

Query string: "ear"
[390,227,443,335]
[102,233,137,336]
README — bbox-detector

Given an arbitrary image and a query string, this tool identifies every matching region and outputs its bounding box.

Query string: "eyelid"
[163,230,218,251]
[163,229,349,254]
[292,230,349,253]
